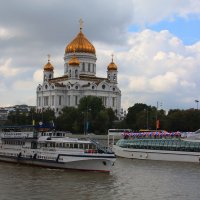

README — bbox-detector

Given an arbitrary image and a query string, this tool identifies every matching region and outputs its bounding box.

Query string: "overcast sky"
[1,0,200,111]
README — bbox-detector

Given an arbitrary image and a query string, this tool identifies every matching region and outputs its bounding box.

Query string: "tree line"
[4,99,200,134]
[5,96,116,134]
[118,103,200,132]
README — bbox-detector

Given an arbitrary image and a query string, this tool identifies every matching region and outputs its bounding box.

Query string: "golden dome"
[68,54,80,66]
[44,55,54,71]
[65,31,95,54]
[108,55,117,71]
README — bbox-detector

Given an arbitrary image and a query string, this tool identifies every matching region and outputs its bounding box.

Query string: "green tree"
[78,96,104,116]
[55,107,79,132]
[93,110,109,134]
[165,109,200,131]
[6,109,31,125]
[126,103,149,130]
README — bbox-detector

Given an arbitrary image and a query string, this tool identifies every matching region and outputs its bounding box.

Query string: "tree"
[78,96,105,116]
[55,107,79,132]
[125,103,150,130]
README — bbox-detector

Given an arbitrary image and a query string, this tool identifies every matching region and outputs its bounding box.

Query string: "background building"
[36,21,121,118]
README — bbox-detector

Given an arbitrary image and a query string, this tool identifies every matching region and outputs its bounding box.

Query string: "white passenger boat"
[111,130,200,163]
[0,125,116,172]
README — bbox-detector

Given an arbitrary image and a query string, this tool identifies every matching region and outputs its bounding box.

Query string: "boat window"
[74,143,78,148]
[57,132,61,136]
[64,143,69,148]
[64,143,67,147]
[79,143,83,149]
[70,143,73,148]
[89,144,93,149]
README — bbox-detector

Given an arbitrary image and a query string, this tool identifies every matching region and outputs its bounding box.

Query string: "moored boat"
[111,130,200,163]
[0,125,116,172]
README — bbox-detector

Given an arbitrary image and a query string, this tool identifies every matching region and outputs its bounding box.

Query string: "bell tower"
[43,54,54,82]
[107,54,118,84]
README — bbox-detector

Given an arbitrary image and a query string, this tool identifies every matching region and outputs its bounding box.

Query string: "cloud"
[0,27,13,40]
[33,69,43,83]
[0,58,20,77]
[132,0,200,26]
[95,29,200,110]
[149,72,178,92]
[12,80,35,91]
[0,0,200,110]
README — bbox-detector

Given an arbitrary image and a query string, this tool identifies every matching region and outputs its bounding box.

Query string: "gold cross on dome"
[79,18,83,31]
[47,54,51,62]
[111,53,114,62]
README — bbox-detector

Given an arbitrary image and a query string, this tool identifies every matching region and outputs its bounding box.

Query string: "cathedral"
[36,21,121,118]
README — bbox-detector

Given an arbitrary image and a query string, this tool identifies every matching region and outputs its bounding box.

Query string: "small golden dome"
[65,31,95,54]
[44,55,54,71]
[108,54,117,71]
[68,54,80,66]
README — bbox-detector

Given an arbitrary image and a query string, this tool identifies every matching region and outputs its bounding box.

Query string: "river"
[0,158,199,200]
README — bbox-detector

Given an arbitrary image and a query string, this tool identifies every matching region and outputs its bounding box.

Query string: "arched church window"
[49,74,52,79]
[68,86,70,89]
[102,85,105,89]
[108,74,110,80]
[45,85,48,89]
[75,86,78,90]
[113,74,116,81]
[92,86,95,90]
[88,63,90,72]
[113,87,115,91]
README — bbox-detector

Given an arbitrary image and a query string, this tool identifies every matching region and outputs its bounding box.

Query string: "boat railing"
[89,138,113,154]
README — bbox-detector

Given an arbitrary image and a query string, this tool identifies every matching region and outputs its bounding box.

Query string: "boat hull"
[0,153,116,172]
[113,145,200,163]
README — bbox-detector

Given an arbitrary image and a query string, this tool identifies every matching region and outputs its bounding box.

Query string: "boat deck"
[117,139,200,152]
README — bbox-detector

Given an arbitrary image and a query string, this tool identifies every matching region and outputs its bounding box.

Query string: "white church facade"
[36,21,121,118]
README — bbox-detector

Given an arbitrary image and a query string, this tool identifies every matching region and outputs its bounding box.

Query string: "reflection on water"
[0,159,200,200]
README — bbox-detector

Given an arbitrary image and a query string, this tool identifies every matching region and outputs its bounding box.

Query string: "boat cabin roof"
[38,136,91,144]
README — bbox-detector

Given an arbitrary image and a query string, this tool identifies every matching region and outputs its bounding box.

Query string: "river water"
[0,159,199,200]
